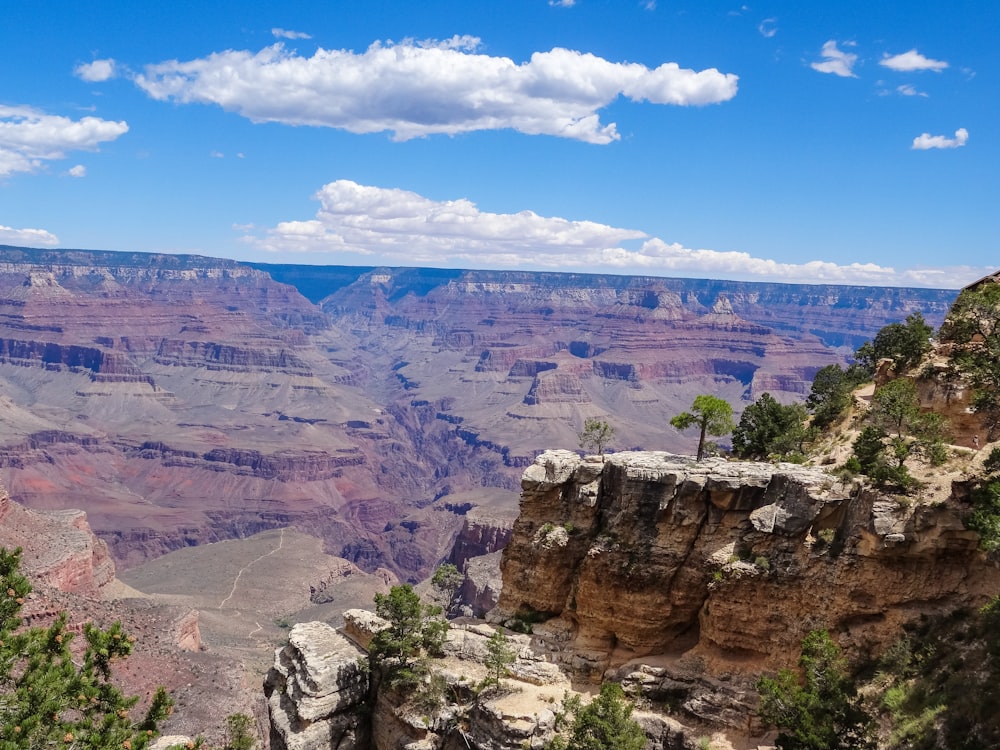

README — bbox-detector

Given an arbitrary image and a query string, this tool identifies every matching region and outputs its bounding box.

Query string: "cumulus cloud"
[74,58,118,82]
[133,39,738,144]
[245,180,976,288]
[912,127,968,150]
[0,105,129,177]
[896,84,927,97]
[272,28,312,40]
[880,49,948,72]
[0,224,60,247]
[549,0,575,6]
[67,164,86,177]
[248,180,647,260]
[811,40,858,78]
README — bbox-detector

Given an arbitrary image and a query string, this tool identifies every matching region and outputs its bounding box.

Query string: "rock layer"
[264,622,369,750]
[494,450,996,675]
[0,482,115,597]
[0,246,957,582]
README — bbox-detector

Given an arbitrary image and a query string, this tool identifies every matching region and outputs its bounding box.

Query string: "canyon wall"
[0,481,115,598]
[0,246,956,582]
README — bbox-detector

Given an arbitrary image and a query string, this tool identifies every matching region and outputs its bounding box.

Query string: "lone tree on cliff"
[0,546,173,749]
[480,629,517,694]
[578,418,615,458]
[670,395,734,460]
[369,584,448,686]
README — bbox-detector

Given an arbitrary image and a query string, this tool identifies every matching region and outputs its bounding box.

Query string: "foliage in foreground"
[854,312,934,376]
[964,446,1000,551]
[805,363,871,430]
[480,629,517,694]
[844,378,949,492]
[756,630,875,750]
[0,546,172,750]
[940,280,1000,440]
[222,713,256,750]
[369,584,448,687]
[873,598,1000,749]
[547,682,645,750]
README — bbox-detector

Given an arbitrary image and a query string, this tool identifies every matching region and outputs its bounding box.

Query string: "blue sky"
[1,1,996,288]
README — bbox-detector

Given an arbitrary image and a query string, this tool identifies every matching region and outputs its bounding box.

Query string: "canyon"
[267,446,1000,749]
[0,245,956,583]
[2,243,994,747]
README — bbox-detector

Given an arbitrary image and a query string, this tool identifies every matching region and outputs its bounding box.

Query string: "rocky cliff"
[0,481,115,598]
[494,450,996,678]
[266,447,999,748]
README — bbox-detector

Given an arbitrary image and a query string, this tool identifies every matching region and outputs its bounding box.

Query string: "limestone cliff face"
[494,450,996,676]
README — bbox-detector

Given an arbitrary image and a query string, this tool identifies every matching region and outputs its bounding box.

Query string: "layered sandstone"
[493,450,996,677]
[317,265,955,470]
[0,482,115,597]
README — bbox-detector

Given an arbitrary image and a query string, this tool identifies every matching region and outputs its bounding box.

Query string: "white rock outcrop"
[265,622,369,750]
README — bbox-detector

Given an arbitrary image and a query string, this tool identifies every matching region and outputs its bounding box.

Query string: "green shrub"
[545,683,644,750]
[756,630,875,750]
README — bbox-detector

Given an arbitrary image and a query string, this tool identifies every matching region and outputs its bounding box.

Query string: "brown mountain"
[0,246,955,580]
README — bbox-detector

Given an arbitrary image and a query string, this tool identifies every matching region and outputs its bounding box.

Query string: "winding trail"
[218,528,286,609]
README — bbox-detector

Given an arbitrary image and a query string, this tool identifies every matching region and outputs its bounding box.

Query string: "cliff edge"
[493,449,995,677]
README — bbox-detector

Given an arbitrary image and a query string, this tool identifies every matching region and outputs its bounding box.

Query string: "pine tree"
[671,395,734,460]
[0,546,173,750]
[369,584,448,686]
[481,629,517,693]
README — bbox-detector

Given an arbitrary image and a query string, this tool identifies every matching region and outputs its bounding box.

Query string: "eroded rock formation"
[493,450,996,677]
[0,482,115,598]
[265,622,369,750]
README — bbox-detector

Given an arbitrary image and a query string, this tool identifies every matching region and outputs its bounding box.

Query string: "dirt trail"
[218,528,286,609]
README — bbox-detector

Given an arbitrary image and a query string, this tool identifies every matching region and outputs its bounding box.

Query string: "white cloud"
[67,164,86,177]
[272,28,312,40]
[133,39,738,144]
[74,58,118,82]
[210,150,225,158]
[245,180,978,288]
[880,49,948,72]
[0,105,129,177]
[811,40,858,78]
[642,1,657,10]
[912,127,968,150]
[248,180,647,259]
[549,0,575,6]
[896,84,927,97]
[758,18,778,38]
[0,224,60,247]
